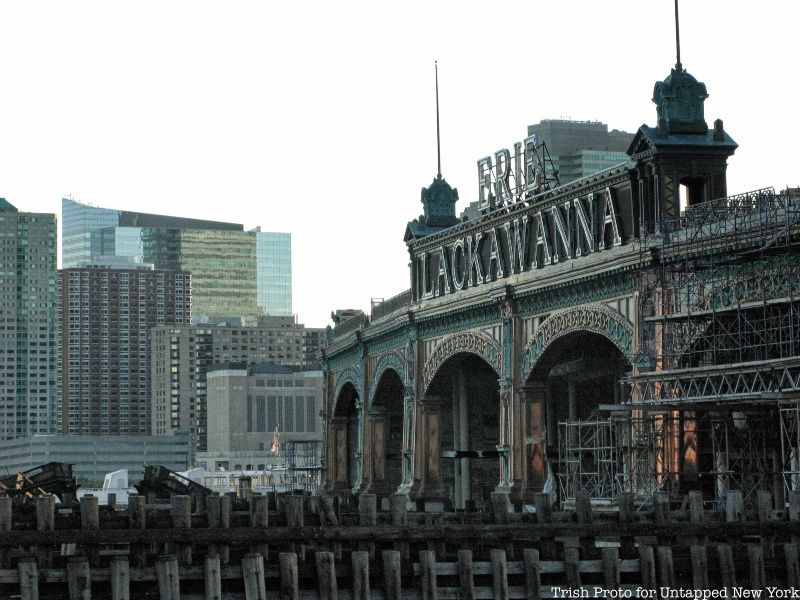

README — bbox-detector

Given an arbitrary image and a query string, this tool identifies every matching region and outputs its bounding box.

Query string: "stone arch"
[520,305,634,382]
[332,365,364,416]
[421,331,502,395]
[368,351,406,406]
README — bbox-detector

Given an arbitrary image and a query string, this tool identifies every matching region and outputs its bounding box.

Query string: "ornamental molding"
[332,365,364,416]
[520,304,634,381]
[367,351,406,407]
[422,331,502,394]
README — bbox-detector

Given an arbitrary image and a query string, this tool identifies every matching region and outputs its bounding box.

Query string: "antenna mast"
[435,61,441,178]
[674,0,682,68]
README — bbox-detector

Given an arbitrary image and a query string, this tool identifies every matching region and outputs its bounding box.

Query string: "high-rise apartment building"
[61,198,292,322]
[57,265,191,435]
[151,316,326,452]
[0,199,57,440]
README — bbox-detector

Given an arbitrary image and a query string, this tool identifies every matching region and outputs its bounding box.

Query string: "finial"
[674,0,682,69]
[435,60,441,179]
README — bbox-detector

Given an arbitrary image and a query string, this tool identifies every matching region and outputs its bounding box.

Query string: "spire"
[674,0,681,69]
[652,0,708,135]
[435,61,442,178]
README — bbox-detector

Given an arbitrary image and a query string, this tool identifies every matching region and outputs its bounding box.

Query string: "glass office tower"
[257,231,292,316]
[61,198,292,323]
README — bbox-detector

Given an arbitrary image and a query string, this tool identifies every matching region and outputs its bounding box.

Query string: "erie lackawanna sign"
[413,183,628,300]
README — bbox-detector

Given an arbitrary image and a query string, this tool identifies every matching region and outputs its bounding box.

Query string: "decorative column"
[399,390,415,493]
[365,407,390,497]
[412,395,445,504]
[329,416,351,495]
[495,386,513,493]
[510,382,547,502]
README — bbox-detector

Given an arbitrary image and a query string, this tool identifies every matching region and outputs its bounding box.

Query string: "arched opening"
[332,382,361,491]
[370,368,404,495]
[527,331,629,503]
[680,175,707,210]
[426,353,500,510]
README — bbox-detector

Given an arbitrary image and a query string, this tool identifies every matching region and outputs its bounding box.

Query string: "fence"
[2,488,800,599]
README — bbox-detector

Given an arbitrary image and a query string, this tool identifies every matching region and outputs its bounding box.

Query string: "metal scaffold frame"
[710,412,773,508]
[283,440,323,494]
[557,417,621,503]
[781,404,800,494]
[637,187,800,388]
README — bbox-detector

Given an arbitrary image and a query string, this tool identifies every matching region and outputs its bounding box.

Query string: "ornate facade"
[321,61,800,510]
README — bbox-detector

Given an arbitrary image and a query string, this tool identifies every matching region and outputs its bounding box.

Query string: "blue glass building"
[61,198,292,322]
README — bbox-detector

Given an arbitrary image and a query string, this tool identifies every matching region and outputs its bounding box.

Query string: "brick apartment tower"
[58,266,191,435]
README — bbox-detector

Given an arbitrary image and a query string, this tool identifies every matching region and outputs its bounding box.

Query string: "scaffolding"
[557,418,621,503]
[636,188,800,385]
[284,440,323,494]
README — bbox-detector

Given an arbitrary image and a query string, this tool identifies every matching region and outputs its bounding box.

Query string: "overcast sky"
[1,1,797,328]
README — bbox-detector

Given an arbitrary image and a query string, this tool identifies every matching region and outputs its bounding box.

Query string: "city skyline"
[0,1,797,328]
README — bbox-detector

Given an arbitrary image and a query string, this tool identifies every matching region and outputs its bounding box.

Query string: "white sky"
[1,1,797,328]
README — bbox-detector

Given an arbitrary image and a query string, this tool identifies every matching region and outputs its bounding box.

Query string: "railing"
[332,312,368,339]
[1,488,800,598]
[370,289,412,322]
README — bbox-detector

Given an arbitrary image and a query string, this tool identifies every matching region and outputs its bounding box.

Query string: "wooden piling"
[656,546,675,588]
[747,545,765,592]
[689,490,704,523]
[390,493,408,525]
[18,557,39,600]
[618,492,635,522]
[638,545,656,591]
[171,495,192,567]
[383,550,402,600]
[458,549,476,600]
[492,491,510,524]
[784,543,800,588]
[726,490,744,522]
[602,547,620,589]
[690,545,709,589]
[0,494,11,568]
[36,495,55,531]
[533,493,552,523]
[564,547,581,588]
[789,490,800,522]
[204,554,222,600]
[352,551,370,600]
[110,556,130,600]
[315,551,338,600]
[420,550,438,600]
[220,493,232,564]
[358,493,377,526]
[523,548,542,600]
[249,494,269,560]
[242,553,267,600]
[717,544,737,593]
[67,556,91,600]
[653,492,670,524]
[155,555,180,600]
[80,495,99,530]
[575,492,592,524]
[491,549,509,600]
[279,552,299,600]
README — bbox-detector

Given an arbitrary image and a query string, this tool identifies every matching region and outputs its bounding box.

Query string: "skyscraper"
[57,264,191,435]
[61,198,292,322]
[0,199,58,441]
[526,119,634,185]
[256,231,292,316]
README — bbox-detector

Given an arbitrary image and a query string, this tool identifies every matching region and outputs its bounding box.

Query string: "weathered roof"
[0,198,18,212]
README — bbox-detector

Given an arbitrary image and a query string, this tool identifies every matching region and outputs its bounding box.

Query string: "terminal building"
[321,59,800,511]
